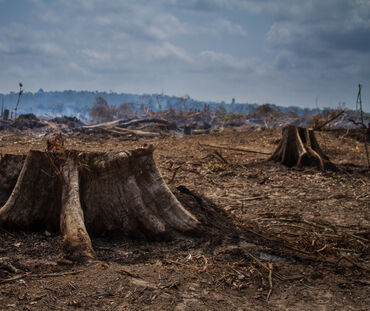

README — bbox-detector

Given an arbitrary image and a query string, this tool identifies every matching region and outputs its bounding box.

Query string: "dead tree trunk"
[0,145,199,260]
[269,125,335,170]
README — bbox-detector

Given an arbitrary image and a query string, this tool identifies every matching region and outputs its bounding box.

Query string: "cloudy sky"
[0,0,369,109]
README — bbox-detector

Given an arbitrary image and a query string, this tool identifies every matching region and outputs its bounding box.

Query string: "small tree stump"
[269,125,335,170]
[0,145,199,260]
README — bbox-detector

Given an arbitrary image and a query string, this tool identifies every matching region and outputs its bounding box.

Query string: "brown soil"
[0,128,369,310]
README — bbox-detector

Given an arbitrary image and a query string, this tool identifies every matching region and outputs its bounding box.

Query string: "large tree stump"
[0,145,199,260]
[269,125,335,170]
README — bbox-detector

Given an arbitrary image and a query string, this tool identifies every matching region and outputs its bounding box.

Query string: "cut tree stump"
[0,145,199,260]
[269,125,335,170]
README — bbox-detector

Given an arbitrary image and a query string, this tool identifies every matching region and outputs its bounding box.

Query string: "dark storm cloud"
[258,0,370,80]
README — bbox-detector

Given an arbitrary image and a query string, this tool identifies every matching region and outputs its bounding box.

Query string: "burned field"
[0,128,369,310]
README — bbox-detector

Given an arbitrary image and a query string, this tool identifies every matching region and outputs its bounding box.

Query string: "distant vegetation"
[1,90,367,127]
[0,89,317,121]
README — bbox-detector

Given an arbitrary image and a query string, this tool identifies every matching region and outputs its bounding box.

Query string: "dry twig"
[168,166,181,184]
[240,196,267,202]
[266,263,273,301]
[242,250,284,281]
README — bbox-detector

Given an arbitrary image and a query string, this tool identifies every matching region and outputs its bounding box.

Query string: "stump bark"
[0,145,199,260]
[269,125,335,170]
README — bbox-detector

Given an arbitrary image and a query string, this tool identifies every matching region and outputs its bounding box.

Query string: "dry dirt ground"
[0,128,369,310]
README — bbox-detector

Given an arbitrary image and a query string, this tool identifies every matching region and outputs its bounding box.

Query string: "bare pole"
[14,82,23,119]
[357,84,365,125]
[1,96,4,118]
[356,84,369,167]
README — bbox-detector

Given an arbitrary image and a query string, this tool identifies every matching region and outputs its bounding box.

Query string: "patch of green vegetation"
[202,162,225,172]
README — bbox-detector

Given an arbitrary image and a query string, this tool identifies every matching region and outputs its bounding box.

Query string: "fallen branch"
[199,143,271,155]
[0,269,87,284]
[336,256,370,272]
[33,269,87,278]
[312,110,344,130]
[83,118,173,130]
[0,273,28,284]
[117,118,173,129]
[349,119,367,129]
[81,125,161,138]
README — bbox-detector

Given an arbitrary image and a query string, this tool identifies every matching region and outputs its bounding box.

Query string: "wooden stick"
[0,273,29,284]
[199,143,271,155]
[240,196,267,201]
